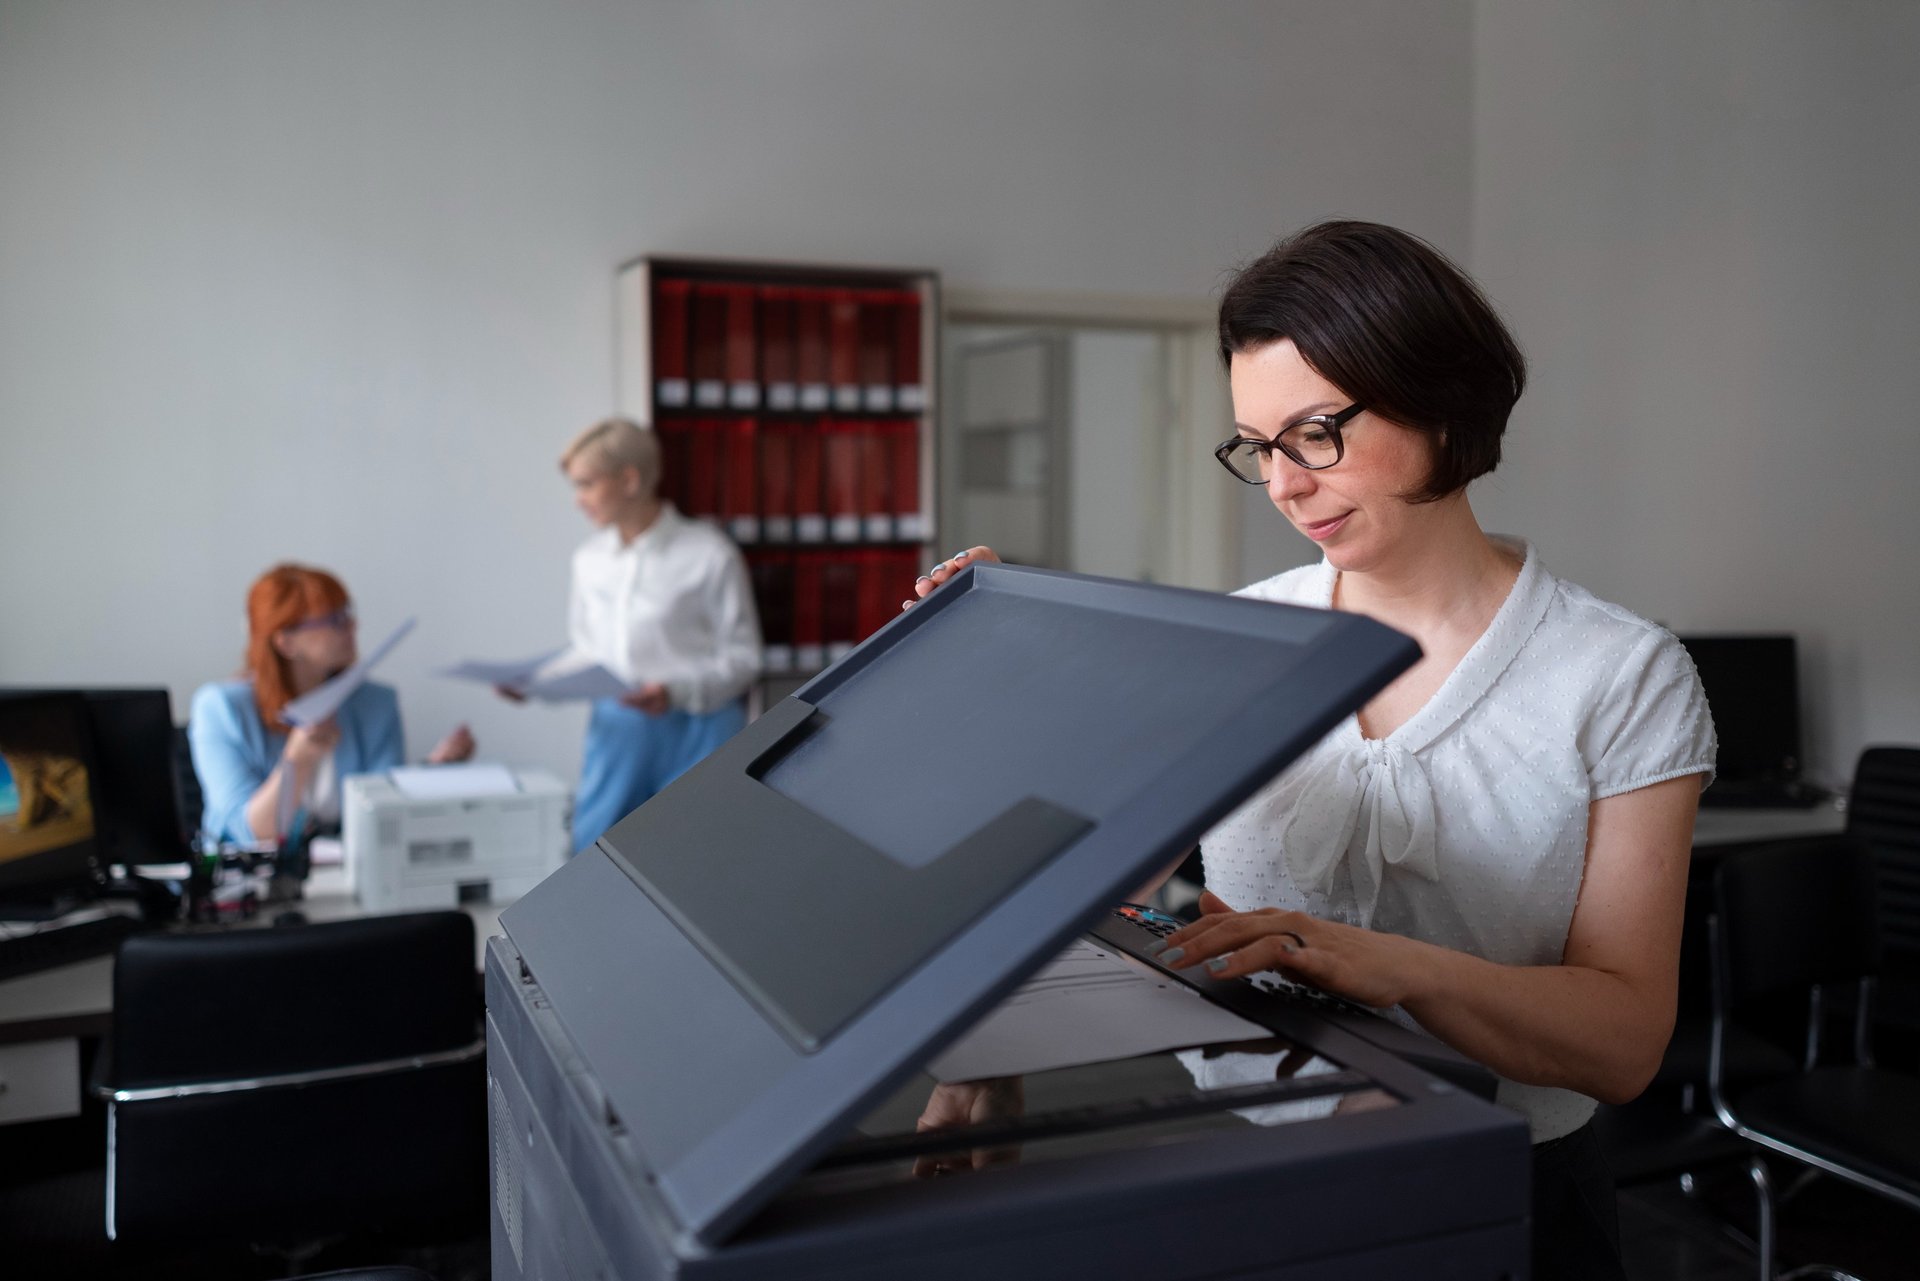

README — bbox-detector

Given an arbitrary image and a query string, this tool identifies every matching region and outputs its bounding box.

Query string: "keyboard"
[0,913,152,982]
[1110,904,1373,1018]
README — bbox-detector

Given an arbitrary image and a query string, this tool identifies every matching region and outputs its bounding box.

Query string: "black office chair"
[97,912,486,1259]
[1709,835,1920,1277]
[1593,1089,1779,1280]
[1848,746,1920,1064]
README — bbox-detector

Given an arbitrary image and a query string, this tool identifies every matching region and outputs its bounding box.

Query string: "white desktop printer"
[343,767,569,912]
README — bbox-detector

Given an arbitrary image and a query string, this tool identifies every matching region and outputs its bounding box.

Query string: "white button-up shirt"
[1198,537,1716,1140]
[567,504,762,714]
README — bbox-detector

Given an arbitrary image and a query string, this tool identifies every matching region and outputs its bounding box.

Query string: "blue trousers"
[571,697,747,854]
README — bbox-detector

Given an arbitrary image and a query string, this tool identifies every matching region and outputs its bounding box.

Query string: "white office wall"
[0,0,1473,787]
[1470,1,1920,787]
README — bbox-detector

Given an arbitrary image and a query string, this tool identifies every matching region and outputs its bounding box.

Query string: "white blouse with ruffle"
[1197,537,1716,1141]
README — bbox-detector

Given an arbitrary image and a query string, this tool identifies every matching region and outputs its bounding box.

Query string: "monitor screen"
[0,691,104,900]
[1678,634,1800,783]
[0,687,189,866]
[80,688,190,865]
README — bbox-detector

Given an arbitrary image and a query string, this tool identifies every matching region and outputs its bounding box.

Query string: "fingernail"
[1205,957,1229,973]
[951,551,970,561]
[1281,943,1298,956]
[1145,939,1167,955]
[902,600,915,611]
[1158,947,1184,965]
[928,563,947,576]
[915,576,932,587]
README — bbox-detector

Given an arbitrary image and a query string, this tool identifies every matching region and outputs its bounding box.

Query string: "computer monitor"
[0,687,192,867]
[78,688,192,866]
[1678,633,1802,786]
[0,690,105,908]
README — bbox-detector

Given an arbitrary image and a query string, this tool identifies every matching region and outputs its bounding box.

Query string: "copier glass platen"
[489,563,1531,1280]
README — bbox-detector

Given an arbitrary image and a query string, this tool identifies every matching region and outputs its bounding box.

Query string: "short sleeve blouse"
[1197,537,1716,1140]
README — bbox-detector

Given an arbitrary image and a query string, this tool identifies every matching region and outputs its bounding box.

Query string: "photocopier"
[487,563,1532,1280]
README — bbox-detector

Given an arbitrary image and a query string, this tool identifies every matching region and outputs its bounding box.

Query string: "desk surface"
[0,866,508,1043]
[1693,803,1847,849]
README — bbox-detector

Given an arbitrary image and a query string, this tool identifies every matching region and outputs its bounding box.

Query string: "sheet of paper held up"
[438,648,628,703]
[389,762,520,800]
[281,618,417,728]
[926,938,1271,1084]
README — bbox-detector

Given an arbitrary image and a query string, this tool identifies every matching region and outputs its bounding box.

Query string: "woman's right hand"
[903,546,1001,611]
[912,1077,1025,1177]
[282,719,340,772]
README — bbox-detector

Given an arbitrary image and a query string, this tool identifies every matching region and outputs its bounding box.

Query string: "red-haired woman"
[188,564,474,845]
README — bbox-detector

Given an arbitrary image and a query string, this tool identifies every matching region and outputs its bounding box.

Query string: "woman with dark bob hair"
[914,221,1714,1279]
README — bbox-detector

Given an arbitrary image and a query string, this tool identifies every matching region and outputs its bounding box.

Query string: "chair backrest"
[169,723,202,845]
[111,911,476,1087]
[1713,835,1880,1012]
[1848,745,1920,963]
[106,912,485,1245]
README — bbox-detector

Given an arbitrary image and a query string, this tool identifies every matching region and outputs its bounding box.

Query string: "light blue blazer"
[188,679,406,845]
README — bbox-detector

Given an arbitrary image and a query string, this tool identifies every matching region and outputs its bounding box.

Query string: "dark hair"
[1217,220,1526,502]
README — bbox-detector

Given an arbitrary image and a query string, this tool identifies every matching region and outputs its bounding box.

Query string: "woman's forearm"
[243,760,296,844]
[1396,940,1674,1105]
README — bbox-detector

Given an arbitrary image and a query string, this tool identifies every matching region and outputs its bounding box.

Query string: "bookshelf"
[615,256,940,682]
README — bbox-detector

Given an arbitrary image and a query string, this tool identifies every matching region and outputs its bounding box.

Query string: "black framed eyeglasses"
[1213,403,1365,484]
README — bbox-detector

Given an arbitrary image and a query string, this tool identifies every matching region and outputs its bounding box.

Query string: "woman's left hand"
[427,723,476,764]
[1157,891,1422,1010]
[620,682,671,716]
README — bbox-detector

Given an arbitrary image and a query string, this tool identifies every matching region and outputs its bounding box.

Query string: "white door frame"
[942,287,1237,592]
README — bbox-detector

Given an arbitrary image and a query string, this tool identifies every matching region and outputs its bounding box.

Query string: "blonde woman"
[507,419,761,852]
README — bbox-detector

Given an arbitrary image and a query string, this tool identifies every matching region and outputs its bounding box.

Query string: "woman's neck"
[1332,497,1519,639]
[285,659,331,696]
[615,495,664,545]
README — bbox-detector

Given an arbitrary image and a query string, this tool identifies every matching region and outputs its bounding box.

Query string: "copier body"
[485,564,1533,1279]
[344,768,568,911]
[486,867,1531,1280]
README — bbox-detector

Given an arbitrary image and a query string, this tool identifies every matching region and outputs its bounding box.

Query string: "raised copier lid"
[499,562,1419,1250]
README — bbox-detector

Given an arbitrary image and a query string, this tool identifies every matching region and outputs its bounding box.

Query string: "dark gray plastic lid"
[500,562,1418,1247]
